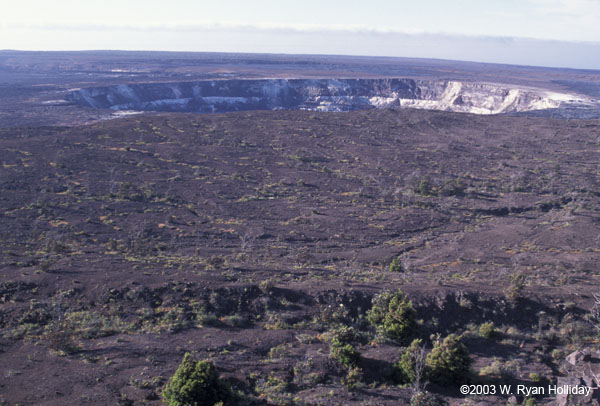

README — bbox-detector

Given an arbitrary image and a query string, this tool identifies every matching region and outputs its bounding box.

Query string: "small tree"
[426,334,471,386]
[368,290,417,344]
[163,353,230,406]
[389,256,404,272]
[395,338,427,391]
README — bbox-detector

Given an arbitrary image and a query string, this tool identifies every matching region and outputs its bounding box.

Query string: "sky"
[1,0,600,69]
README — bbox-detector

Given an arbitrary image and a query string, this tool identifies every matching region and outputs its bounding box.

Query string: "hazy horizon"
[3,0,600,70]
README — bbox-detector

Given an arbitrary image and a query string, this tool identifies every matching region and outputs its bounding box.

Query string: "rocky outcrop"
[567,350,591,366]
[557,350,600,406]
[66,78,597,116]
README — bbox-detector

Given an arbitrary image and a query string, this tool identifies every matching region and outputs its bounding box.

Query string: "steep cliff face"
[67,78,595,116]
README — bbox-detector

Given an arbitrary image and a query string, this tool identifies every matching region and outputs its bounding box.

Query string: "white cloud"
[5,21,432,35]
[529,0,600,14]
[522,0,600,41]
[527,0,600,23]
[3,19,597,43]
[3,1,599,44]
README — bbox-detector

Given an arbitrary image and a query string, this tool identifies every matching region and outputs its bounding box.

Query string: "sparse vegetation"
[2,105,600,405]
[254,374,295,406]
[505,272,527,302]
[478,358,519,381]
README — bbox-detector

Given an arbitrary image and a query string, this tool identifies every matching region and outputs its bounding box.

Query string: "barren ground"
[1,109,600,405]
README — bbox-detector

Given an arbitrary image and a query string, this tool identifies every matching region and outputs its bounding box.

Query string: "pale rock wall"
[67,78,596,116]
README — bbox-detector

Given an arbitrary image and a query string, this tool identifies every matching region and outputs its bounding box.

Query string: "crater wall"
[67,78,596,116]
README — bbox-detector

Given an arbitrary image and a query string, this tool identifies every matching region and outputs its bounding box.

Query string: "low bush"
[254,375,295,406]
[44,319,80,355]
[478,322,497,339]
[410,391,448,406]
[341,367,364,391]
[426,334,471,386]
[505,272,527,302]
[478,358,519,381]
[329,326,361,369]
[162,353,230,406]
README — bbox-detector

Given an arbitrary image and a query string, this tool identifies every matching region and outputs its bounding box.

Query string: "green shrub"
[254,375,295,406]
[426,334,471,386]
[394,338,425,384]
[341,367,364,391]
[505,272,527,302]
[117,182,146,201]
[368,290,417,344]
[478,358,518,381]
[441,178,466,197]
[53,310,127,339]
[162,353,230,406]
[330,325,358,344]
[329,326,361,368]
[44,319,80,355]
[415,177,435,196]
[389,256,405,272]
[525,398,536,406]
[551,348,565,363]
[478,322,496,339]
[330,343,360,369]
[410,391,448,406]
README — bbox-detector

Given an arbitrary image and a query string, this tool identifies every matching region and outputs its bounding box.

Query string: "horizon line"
[2,48,600,73]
